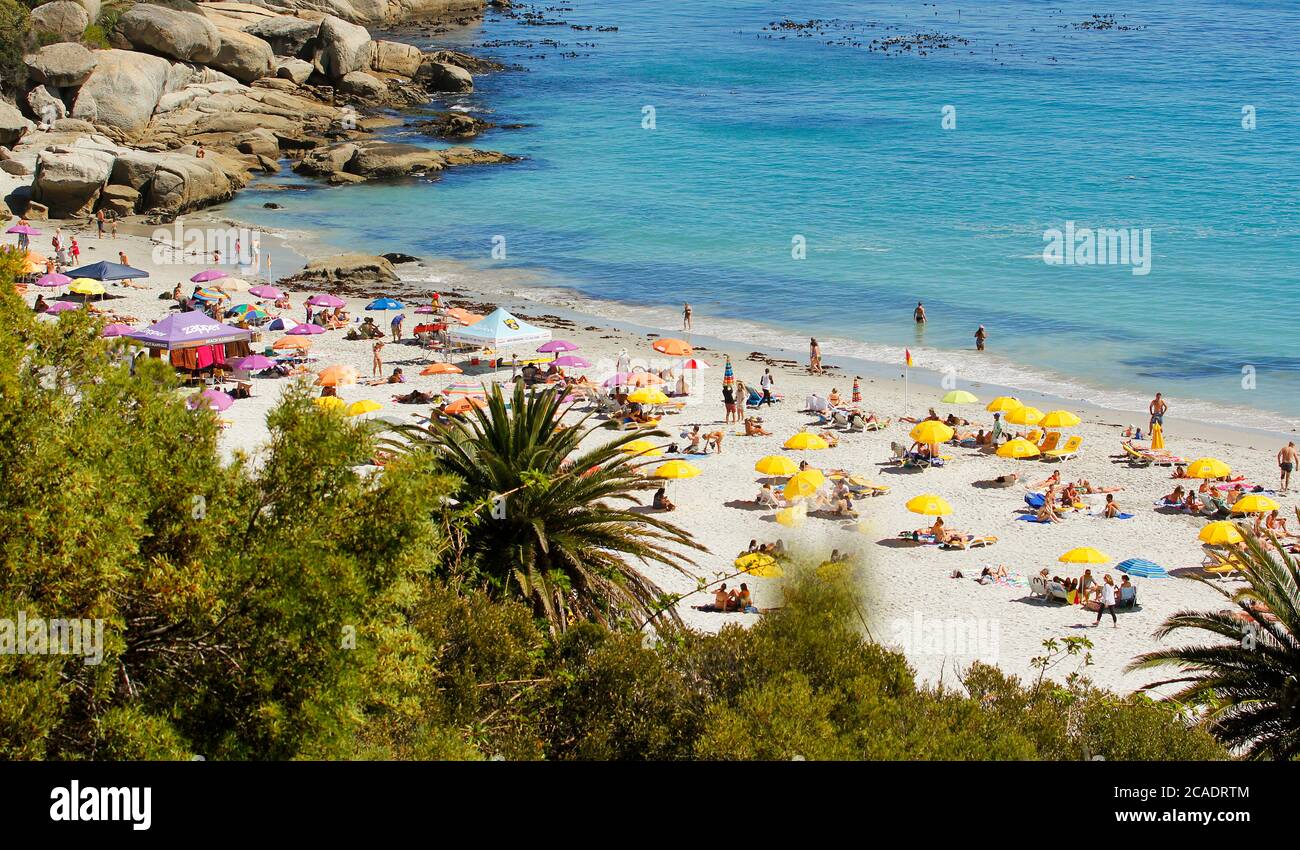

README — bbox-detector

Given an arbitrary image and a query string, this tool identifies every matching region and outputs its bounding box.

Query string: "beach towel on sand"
[1025,493,1046,509]
[1015,514,1053,523]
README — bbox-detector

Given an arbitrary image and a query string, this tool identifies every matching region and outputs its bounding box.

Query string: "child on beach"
[372,341,384,378]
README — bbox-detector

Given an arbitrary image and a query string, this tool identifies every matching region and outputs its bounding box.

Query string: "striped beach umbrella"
[723,356,734,387]
[852,376,861,404]
[1116,558,1167,579]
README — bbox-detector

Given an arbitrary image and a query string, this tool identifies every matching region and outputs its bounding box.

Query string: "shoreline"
[197,202,1299,453]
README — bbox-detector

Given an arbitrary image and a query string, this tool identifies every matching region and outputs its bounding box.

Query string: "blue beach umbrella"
[366,297,403,311]
[1116,558,1168,579]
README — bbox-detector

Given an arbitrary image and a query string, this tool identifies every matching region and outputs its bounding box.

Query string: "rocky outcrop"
[411,111,494,139]
[211,27,277,82]
[117,5,222,64]
[69,0,102,22]
[99,184,140,217]
[281,252,400,286]
[295,139,515,180]
[27,86,67,126]
[31,142,117,216]
[70,50,172,136]
[269,0,483,26]
[427,49,505,74]
[25,42,98,88]
[30,2,90,43]
[313,15,372,80]
[243,16,321,57]
[415,60,472,92]
[0,102,35,147]
[370,40,422,76]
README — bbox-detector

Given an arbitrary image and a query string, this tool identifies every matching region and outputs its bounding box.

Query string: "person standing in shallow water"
[682,302,692,332]
[975,325,986,351]
[913,302,927,324]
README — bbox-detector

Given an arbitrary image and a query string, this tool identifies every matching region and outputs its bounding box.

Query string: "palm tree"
[1127,523,1300,759]
[385,381,703,634]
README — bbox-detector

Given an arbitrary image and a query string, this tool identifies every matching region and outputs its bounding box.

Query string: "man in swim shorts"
[1148,392,1167,429]
[1279,441,1297,492]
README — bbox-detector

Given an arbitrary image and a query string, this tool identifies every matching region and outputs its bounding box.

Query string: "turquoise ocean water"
[226,0,1300,429]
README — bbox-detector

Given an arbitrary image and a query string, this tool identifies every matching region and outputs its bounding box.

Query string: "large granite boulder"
[294,142,357,177]
[69,0,101,21]
[25,42,98,88]
[31,143,117,217]
[111,149,242,213]
[211,27,277,82]
[30,2,90,43]
[347,141,444,177]
[313,15,372,80]
[27,85,68,126]
[275,57,314,84]
[282,252,400,286]
[70,50,172,136]
[117,4,221,63]
[0,101,35,147]
[242,16,321,57]
[98,184,140,217]
[337,70,386,99]
[369,40,421,76]
[415,60,472,92]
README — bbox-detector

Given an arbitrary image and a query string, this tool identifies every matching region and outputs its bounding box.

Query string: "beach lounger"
[1118,585,1138,609]
[1045,581,1070,603]
[1037,432,1062,453]
[1030,575,1050,599]
[1044,435,1083,462]
[940,534,998,550]
[1025,429,1042,445]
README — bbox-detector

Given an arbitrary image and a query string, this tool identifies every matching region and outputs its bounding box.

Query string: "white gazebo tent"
[446,307,552,355]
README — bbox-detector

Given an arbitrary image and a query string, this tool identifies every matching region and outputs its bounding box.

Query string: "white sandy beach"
[17,214,1295,696]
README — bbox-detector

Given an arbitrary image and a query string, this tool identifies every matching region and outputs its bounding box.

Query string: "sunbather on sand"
[653,487,676,511]
[744,416,772,436]
[1075,478,1123,494]
[1036,503,1063,523]
[1102,494,1121,518]
[755,484,782,508]
[1031,471,1062,490]
[915,517,946,538]
[977,565,1009,584]
[686,426,703,453]
[1160,485,1186,505]
[817,430,839,448]
[833,495,858,518]
[1183,490,1203,512]
[705,431,725,453]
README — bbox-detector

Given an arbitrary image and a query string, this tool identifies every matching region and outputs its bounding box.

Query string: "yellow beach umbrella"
[1005,405,1044,426]
[996,438,1041,459]
[1199,521,1243,546]
[620,438,663,457]
[1149,422,1165,450]
[653,460,701,480]
[909,420,954,445]
[1232,494,1280,515]
[1185,457,1231,479]
[755,455,799,476]
[986,396,1022,413]
[783,469,826,500]
[345,399,382,417]
[905,493,952,516]
[313,396,345,410]
[68,278,105,295]
[735,552,783,578]
[941,390,979,405]
[1039,410,1081,429]
[816,560,850,580]
[784,431,829,451]
[1059,547,1109,565]
[627,387,670,405]
[775,501,807,528]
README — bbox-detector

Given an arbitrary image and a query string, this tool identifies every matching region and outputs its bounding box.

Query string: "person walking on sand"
[372,341,385,378]
[1148,392,1167,430]
[70,237,80,265]
[1093,574,1118,628]
[809,338,823,374]
[96,209,105,238]
[913,302,927,324]
[759,368,774,407]
[682,302,692,332]
[1278,441,1297,492]
[722,380,736,423]
[110,215,117,238]
[975,325,986,351]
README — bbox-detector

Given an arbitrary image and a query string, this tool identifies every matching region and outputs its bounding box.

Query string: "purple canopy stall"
[126,310,252,350]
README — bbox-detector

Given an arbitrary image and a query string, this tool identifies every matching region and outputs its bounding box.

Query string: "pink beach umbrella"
[537,339,579,354]
[44,301,81,314]
[190,269,228,283]
[306,294,345,308]
[249,284,283,299]
[234,354,277,372]
[36,272,71,288]
[7,224,41,235]
[187,389,234,412]
[100,323,135,337]
[287,322,326,335]
[681,358,711,370]
[414,305,437,314]
[552,355,591,368]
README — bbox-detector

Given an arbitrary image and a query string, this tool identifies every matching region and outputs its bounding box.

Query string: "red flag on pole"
[905,349,913,367]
